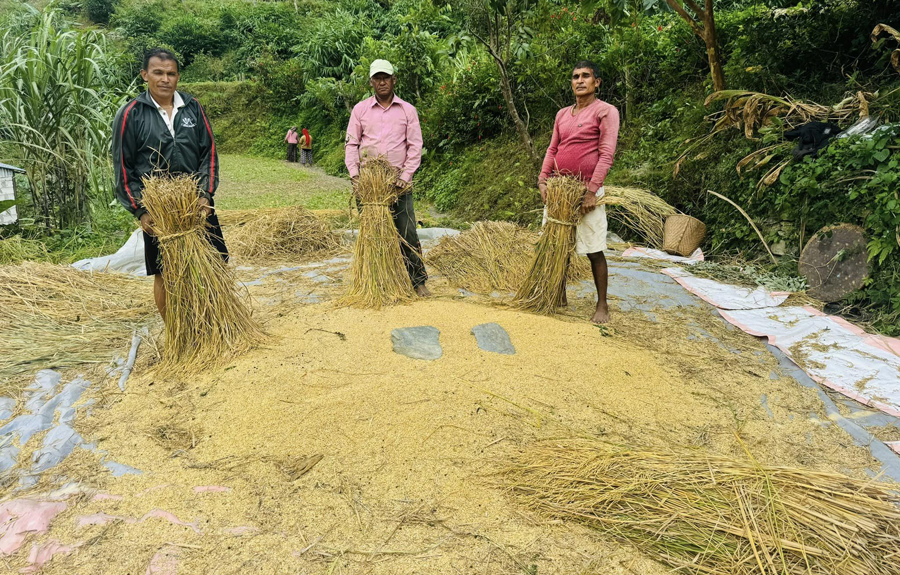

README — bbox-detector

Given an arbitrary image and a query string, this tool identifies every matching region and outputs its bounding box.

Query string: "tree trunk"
[624,65,635,123]
[496,61,538,164]
[702,4,726,92]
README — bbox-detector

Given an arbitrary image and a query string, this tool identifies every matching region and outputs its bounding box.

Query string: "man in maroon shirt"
[538,60,620,324]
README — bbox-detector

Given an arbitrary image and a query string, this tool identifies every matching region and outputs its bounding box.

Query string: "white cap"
[369,59,395,77]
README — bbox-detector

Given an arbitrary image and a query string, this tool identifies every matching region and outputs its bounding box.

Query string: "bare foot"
[591,302,610,324]
[416,284,431,297]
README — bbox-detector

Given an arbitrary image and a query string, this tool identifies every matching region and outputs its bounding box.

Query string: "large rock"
[471,323,516,355]
[391,326,442,360]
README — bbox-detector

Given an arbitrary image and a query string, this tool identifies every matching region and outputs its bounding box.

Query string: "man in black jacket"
[113,48,227,320]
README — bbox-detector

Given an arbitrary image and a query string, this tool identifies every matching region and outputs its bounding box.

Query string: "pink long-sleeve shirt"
[345,95,423,183]
[539,99,620,193]
[285,129,299,144]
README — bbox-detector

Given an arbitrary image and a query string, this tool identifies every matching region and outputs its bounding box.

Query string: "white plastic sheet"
[71,228,146,276]
[719,306,900,417]
[662,267,790,310]
[621,246,704,265]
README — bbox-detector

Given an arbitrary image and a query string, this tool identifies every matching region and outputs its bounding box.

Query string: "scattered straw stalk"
[504,440,900,575]
[341,156,414,308]
[514,176,583,313]
[601,186,678,248]
[218,206,341,260]
[0,262,156,378]
[428,221,589,294]
[140,175,264,369]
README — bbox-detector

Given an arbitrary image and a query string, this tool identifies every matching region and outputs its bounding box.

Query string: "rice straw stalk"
[218,206,342,260]
[341,156,414,308]
[503,439,900,575]
[513,175,583,313]
[601,186,678,248]
[140,174,264,370]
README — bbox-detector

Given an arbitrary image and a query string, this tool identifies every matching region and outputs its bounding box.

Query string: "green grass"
[215,154,349,211]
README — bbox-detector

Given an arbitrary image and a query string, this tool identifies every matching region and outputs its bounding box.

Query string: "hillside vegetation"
[1,0,899,331]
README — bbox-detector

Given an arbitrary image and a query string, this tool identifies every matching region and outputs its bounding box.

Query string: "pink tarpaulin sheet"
[662,267,790,310]
[621,246,704,265]
[718,306,900,418]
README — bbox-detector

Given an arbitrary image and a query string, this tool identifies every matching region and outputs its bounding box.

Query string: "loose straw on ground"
[428,221,590,294]
[141,175,264,370]
[514,176,583,314]
[0,262,156,378]
[503,439,900,575]
[341,156,413,308]
[218,206,342,260]
[601,186,678,248]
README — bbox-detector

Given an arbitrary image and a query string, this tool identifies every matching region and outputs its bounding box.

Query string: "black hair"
[142,48,180,72]
[572,60,601,80]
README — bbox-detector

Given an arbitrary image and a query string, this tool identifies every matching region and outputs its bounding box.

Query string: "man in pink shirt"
[285,126,299,162]
[345,59,429,296]
[538,60,620,324]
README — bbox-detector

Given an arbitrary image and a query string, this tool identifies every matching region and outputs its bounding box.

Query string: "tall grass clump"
[0,9,130,229]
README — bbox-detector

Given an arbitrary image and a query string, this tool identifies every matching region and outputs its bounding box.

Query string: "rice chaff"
[513,175,583,314]
[340,156,414,308]
[218,206,342,261]
[503,439,900,575]
[140,174,264,370]
[428,221,590,294]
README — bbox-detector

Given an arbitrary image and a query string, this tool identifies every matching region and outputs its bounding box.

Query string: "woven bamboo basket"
[662,215,706,257]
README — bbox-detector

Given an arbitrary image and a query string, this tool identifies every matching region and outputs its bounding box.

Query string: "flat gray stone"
[472,323,515,355]
[391,326,442,360]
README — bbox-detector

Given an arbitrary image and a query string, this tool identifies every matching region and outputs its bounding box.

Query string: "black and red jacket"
[112,90,218,220]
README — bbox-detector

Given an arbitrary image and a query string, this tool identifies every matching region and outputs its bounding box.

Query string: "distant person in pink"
[284,126,299,163]
[344,59,428,296]
[538,60,620,324]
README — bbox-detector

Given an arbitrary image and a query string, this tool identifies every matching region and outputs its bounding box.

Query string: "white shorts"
[542,186,607,255]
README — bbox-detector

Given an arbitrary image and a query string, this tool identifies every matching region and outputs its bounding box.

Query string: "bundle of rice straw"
[0,262,156,378]
[218,206,342,260]
[602,186,678,247]
[341,156,414,308]
[428,221,589,294]
[513,176,583,313]
[504,440,900,575]
[141,175,264,369]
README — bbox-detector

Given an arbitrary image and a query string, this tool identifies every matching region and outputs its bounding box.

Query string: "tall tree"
[594,0,726,91]
[661,0,725,91]
[464,0,539,164]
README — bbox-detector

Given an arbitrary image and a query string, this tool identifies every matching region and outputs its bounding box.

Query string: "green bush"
[85,0,117,24]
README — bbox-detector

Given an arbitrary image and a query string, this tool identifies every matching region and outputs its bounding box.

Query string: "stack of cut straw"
[514,176,583,314]
[428,221,590,294]
[141,175,264,369]
[341,156,414,308]
[0,262,156,377]
[504,440,900,575]
[601,186,677,248]
[218,206,341,260]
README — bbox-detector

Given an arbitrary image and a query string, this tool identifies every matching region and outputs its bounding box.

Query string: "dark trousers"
[391,192,427,288]
[300,148,313,165]
[287,143,298,162]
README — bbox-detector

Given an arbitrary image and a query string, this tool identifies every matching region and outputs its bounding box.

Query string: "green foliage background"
[1,0,899,332]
